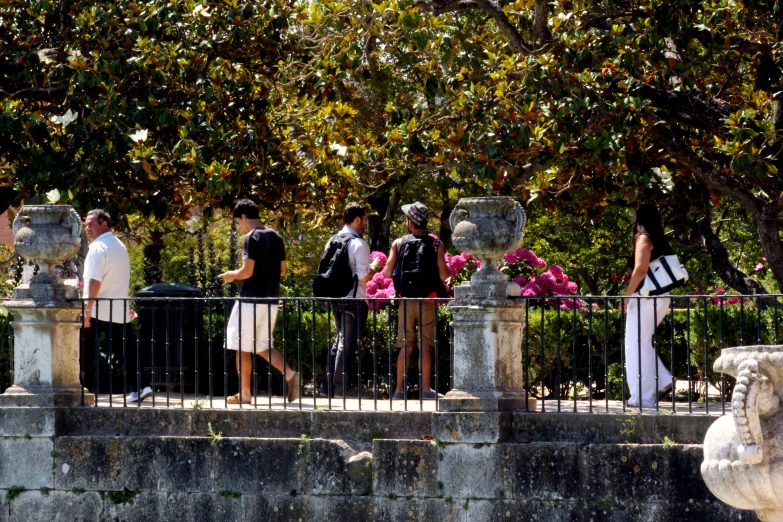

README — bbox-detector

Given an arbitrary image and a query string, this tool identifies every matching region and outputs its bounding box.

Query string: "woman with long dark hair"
[620,203,674,408]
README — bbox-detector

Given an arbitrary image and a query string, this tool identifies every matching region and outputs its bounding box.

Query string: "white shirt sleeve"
[82,245,106,283]
[351,239,371,281]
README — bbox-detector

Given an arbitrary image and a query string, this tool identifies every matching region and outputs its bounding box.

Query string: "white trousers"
[624,295,672,408]
[225,302,279,353]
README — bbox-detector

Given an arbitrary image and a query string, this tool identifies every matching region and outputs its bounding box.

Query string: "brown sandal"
[227,393,251,405]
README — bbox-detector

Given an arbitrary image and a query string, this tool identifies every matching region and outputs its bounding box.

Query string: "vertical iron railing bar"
[637,296,642,415]
[135,300,142,409]
[151,300,157,407]
[283,300,288,411]
[419,299,424,411]
[703,295,709,414]
[208,299,213,409]
[122,300,128,408]
[267,301,272,410]
[540,300,546,413]
[179,302,185,408]
[434,298,439,412]
[556,297,561,412]
[653,297,658,411]
[587,298,593,414]
[604,297,612,412]
[718,297,728,415]
[108,300,113,407]
[237,297,243,409]
[389,302,394,410]
[740,297,745,347]
[357,301,362,411]
[775,295,780,344]
[222,298,228,410]
[81,301,86,406]
[669,299,675,413]
[194,299,200,403]
[297,300,303,410]
[403,299,408,411]
[311,301,317,410]
[93,300,100,406]
[327,301,332,411]
[572,301,577,413]
[252,302,257,409]
[341,301,347,409]
[687,297,692,413]
[372,301,378,410]
[619,296,625,412]
[165,300,170,407]
[524,298,530,413]
[757,295,762,345]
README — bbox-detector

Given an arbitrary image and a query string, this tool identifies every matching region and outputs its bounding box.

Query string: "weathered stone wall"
[0,409,753,521]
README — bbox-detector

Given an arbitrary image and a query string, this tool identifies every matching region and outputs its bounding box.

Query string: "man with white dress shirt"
[318,203,381,398]
[81,209,148,401]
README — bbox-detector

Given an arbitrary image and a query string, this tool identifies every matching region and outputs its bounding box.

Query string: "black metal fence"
[1,294,781,413]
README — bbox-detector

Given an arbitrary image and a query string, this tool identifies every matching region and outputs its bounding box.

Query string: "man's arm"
[383,240,400,279]
[218,258,256,283]
[83,279,101,328]
[436,242,449,281]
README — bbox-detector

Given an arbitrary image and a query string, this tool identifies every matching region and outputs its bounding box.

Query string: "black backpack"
[313,234,358,298]
[393,235,444,298]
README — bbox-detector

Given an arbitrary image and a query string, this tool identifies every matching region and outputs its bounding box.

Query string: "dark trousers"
[325,301,368,392]
[81,319,144,395]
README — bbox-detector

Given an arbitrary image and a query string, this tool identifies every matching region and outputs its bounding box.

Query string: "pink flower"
[566,281,579,294]
[727,297,740,305]
[512,275,528,287]
[130,309,138,319]
[522,282,542,296]
[755,262,764,272]
[554,283,568,295]
[366,281,378,295]
[548,265,565,280]
[369,251,387,268]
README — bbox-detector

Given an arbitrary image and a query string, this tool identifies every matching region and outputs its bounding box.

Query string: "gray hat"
[401,202,430,227]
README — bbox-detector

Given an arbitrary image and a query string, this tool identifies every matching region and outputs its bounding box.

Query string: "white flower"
[129,129,149,143]
[37,50,55,64]
[50,109,78,128]
[46,189,61,203]
[193,4,211,16]
[330,142,347,156]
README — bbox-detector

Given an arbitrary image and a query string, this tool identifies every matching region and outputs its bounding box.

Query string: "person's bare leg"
[258,347,296,381]
[419,345,432,390]
[236,351,253,398]
[395,346,414,392]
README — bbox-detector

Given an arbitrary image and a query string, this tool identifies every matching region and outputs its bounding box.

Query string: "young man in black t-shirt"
[218,200,300,404]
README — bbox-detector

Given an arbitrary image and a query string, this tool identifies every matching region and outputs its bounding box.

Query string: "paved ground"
[93,393,728,415]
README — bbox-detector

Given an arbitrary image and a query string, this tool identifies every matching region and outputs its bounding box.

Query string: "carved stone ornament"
[702,345,783,521]
[13,204,82,286]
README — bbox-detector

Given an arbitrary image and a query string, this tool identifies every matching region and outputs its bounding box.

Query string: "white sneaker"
[139,386,153,401]
[125,391,140,402]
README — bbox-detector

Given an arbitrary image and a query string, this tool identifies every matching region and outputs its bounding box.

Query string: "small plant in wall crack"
[207,422,223,446]
[7,486,24,503]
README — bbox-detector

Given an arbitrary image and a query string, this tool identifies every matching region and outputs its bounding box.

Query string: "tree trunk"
[756,208,783,295]
[367,190,400,254]
[142,231,165,287]
[438,182,453,250]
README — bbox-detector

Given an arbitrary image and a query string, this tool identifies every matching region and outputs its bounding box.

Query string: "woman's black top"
[630,231,674,294]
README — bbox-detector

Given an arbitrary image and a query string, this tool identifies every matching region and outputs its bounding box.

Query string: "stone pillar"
[434,197,536,443]
[0,205,93,407]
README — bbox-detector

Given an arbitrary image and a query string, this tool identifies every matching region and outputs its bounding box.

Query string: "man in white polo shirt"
[81,209,148,401]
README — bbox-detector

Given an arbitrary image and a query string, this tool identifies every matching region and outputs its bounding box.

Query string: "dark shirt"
[239,227,286,298]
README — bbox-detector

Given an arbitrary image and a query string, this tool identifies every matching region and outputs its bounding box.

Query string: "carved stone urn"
[0,204,92,406]
[449,196,526,300]
[702,345,783,521]
[434,197,535,440]
[13,205,82,287]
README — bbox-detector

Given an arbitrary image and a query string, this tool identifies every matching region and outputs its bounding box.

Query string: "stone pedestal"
[0,284,93,407]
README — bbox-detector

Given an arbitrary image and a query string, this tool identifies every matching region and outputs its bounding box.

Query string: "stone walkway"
[93,394,727,415]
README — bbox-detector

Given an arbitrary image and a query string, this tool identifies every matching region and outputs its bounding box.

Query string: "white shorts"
[225,301,279,353]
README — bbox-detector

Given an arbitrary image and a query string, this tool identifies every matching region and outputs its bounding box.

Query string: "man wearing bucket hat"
[383,202,449,400]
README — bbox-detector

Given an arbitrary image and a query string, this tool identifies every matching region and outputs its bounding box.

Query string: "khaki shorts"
[225,301,278,353]
[397,300,436,349]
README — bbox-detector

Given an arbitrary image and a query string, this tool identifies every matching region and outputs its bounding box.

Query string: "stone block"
[8,490,102,522]
[368,497,465,522]
[0,438,54,489]
[58,407,193,437]
[123,437,214,492]
[213,438,302,494]
[510,443,581,501]
[245,493,318,521]
[54,437,123,491]
[372,440,438,498]
[163,492,244,521]
[0,408,55,437]
[437,444,516,500]
[0,490,7,522]
[298,439,354,495]
[103,490,167,522]
[432,412,513,443]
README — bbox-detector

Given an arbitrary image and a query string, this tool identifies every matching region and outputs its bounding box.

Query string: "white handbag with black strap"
[638,254,688,296]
